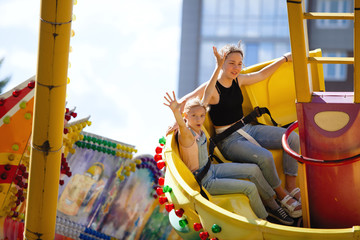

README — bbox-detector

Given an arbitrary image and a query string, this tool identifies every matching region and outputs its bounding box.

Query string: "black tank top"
[209,78,244,126]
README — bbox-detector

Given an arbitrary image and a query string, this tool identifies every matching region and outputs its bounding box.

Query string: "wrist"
[283,55,288,62]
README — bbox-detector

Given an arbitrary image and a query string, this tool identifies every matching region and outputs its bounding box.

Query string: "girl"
[163,91,294,225]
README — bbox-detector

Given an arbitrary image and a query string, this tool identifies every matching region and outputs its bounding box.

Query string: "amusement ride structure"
[0,0,359,239]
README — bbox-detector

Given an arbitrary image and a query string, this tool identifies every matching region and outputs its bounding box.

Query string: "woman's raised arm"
[202,46,226,106]
[239,52,292,86]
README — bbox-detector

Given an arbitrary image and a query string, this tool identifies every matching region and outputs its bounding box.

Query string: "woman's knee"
[288,132,300,152]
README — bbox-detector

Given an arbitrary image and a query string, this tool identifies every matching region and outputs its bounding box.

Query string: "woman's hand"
[213,46,227,67]
[283,52,292,62]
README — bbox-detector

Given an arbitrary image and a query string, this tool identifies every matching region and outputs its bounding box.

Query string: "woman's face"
[184,106,206,133]
[222,52,243,79]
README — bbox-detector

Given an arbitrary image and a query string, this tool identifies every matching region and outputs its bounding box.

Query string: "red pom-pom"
[158,177,165,186]
[175,208,185,218]
[158,196,168,205]
[157,160,166,170]
[165,203,174,212]
[199,232,209,240]
[193,223,203,231]
[156,187,164,195]
[12,90,21,97]
[154,154,162,162]
[155,146,163,154]
[28,81,35,89]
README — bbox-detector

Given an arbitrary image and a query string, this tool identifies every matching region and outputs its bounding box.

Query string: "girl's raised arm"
[163,91,194,147]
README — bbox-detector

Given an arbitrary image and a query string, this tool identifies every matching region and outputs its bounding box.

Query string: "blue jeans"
[218,124,300,189]
[201,163,275,219]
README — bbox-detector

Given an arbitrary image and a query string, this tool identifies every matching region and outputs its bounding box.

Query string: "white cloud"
[0,0,39,31]
[0,0,182,154]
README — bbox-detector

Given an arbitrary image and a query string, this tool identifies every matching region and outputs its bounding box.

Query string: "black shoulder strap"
[208,106,278,157]
[235,77,239,85]
[215,81,221,94]
[194,159,211,200]
[256,107,278,126]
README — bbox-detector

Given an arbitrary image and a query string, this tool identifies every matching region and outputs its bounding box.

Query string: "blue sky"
[0,0,182,155]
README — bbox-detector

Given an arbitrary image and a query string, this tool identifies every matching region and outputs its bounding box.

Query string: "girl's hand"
[213,46,227,67]
[163,91,180,113]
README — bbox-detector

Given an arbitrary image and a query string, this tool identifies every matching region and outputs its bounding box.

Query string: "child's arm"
[165,83,207,136]
[163,91,194,147]
[202,46,226,106]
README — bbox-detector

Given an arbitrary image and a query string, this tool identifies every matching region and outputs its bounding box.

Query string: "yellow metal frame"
[24,0,73,239]
[355,0,360,102]
[287,0,312,103]
[287,0,358,103]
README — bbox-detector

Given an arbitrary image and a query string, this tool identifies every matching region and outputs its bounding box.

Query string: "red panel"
[296,93,360,228]
[0,85,33,118]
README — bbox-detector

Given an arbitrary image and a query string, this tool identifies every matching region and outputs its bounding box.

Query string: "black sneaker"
[267,207,294,226]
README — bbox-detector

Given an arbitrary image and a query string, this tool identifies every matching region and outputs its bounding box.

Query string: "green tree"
[0,58,11,94]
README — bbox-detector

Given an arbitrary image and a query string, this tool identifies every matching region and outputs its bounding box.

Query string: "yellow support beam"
[24,0,73,239]
[355,0,360,103]
[287,0,312,103]
[308,56,354,64]
[304,12,354,20]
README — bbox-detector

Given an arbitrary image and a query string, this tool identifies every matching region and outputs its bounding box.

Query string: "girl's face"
[222,52,243,79]
[184,106,206,133]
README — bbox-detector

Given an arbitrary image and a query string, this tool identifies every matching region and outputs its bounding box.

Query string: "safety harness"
[193,106,278,199]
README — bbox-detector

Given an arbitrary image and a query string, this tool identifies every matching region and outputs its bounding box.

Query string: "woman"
[176,43,301,218]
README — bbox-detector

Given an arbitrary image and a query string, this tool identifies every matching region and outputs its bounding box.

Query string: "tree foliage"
[0,58,11,94]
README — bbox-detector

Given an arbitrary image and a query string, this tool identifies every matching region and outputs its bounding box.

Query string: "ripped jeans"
[217,123,300,189]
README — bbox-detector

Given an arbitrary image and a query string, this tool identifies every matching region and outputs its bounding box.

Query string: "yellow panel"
[241,49,324,126]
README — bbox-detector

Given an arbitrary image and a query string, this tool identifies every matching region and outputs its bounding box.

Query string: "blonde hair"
[183,97,208,114]
[219,41,244,59]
